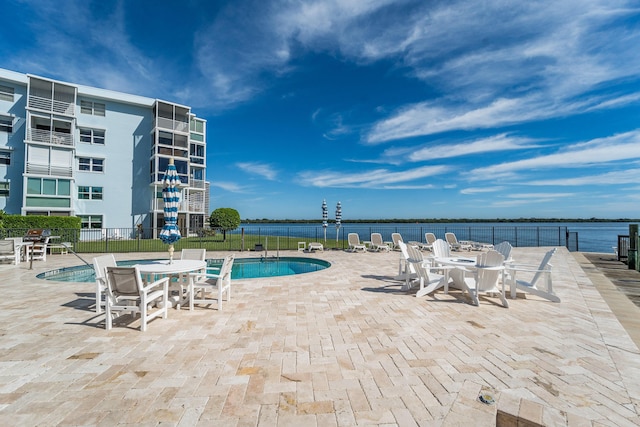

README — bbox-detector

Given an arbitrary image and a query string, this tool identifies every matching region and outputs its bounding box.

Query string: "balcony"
[156,117,189,133]
[190,179,206,189]
[26,162,73,177]
[154,198,205,214]
[28,95,75,116]
[27,128,74,147]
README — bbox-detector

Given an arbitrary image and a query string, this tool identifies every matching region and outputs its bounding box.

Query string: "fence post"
[629,224,638,270]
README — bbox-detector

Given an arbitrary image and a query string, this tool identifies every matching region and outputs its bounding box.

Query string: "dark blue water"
[237,222,635,253]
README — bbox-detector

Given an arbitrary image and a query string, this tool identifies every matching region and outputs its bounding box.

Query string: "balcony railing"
[26,162,73,177]
[156,117,189,133]
[28,95,75,115]
[190,179,206,189]
[27,128,74,146]
[188,200,205,213]
[154,198,205,213]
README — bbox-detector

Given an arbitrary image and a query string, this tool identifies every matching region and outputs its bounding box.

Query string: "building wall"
[73,98,154,229]
[0,68,208,232]
[0,71,28,213]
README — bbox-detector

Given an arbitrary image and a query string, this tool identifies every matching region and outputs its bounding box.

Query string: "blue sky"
[3,0,640,220]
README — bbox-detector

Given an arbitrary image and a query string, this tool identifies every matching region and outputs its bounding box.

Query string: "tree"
[209,208,241,241]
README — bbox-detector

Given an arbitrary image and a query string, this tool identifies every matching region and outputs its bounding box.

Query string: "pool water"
[36,257,331,283]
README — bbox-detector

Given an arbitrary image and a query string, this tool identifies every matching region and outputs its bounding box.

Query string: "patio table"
[434,256,478,293]
[136,260,207,308]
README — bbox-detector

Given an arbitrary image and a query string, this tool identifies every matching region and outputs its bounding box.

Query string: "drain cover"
[478,394,495,405]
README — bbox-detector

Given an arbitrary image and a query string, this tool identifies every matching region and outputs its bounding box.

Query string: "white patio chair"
[92,254,117,314]
[445,232,472,251]
[505,248,560,302]
[347,233,367,252]
[0,239,20,265]
[451,250,508,307]
[104,266,169,331]
[370,233,390,252]
[189,254,234,311]
[181,248,207,260]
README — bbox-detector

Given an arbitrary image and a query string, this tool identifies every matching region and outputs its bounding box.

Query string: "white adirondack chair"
[402,242,447,298]
[505,248,560,302]
[452,250,508,307]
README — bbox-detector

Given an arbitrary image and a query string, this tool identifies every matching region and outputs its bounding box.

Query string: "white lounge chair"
[402,242,447,298]
[347,233,367,252]
[104,266,169,331]
[445,232,472,251]
[422,232,437,251]
[409,232,436,251]
[0,239,20,265]
[189,254,234,311]
[451,250,508,307]
[92,254,117,314]
[370,233,390,252]
[505,248,560,302]
[391,233,403,251]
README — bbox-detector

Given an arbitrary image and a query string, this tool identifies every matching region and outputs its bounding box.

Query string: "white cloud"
[210,181,246,192]
[396,134,540,162]
[236,162,278,180]
[468,130,640,179]
[460,186,505,195]
[298,164,449,188]
[527,167,640,186]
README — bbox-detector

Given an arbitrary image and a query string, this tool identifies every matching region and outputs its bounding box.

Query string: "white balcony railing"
[155,199,204,213]
[156,117,189,133]
[26,162,73,177]
[190,179,205,189]
[188,201,205,213]
[28,95,75,115]
[27,128,74,146]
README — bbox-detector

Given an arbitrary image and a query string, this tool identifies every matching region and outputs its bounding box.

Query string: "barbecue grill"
[24,228,52,243]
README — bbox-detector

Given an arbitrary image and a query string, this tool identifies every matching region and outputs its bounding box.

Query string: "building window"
[78,186,103,200]
[0,85,14,102]
[78,157,104,172]
[25,178,71,208]
[27,177,70,196]
[0,150,10,165]
[80,100,106,116]
[79,128,105,145]
[80,215,103,229]
[0,116,12,133]
[0,181,8,197]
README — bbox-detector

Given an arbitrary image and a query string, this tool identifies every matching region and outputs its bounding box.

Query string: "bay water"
[239,222,637,253]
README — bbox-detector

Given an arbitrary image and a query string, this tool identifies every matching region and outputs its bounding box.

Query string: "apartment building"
[0,68,209,237]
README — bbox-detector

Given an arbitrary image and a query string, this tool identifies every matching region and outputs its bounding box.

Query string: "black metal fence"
[1,225,571,253]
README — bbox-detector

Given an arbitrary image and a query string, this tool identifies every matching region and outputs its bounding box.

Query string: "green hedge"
[0,211,81,241]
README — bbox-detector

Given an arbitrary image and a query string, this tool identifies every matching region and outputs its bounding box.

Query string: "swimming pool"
[36,257,331,283]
